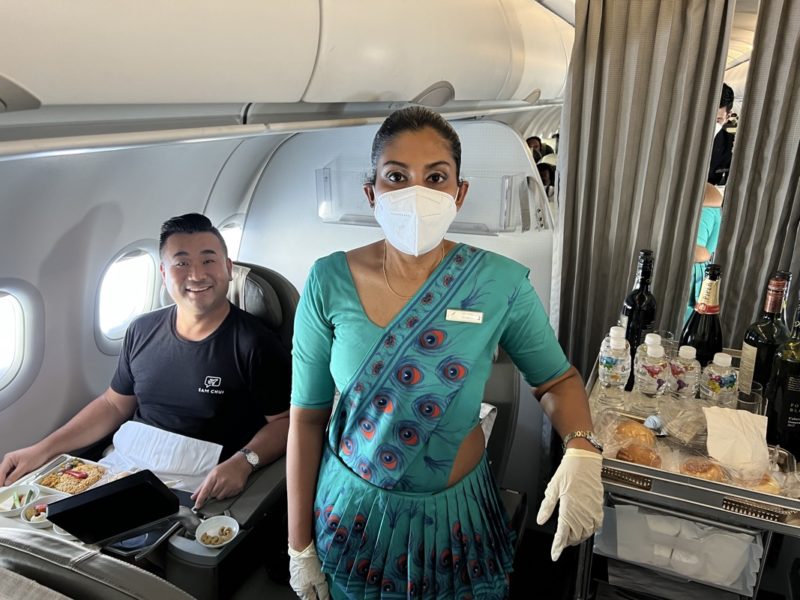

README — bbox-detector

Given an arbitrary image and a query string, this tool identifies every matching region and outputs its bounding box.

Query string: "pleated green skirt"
[314,445,515,599]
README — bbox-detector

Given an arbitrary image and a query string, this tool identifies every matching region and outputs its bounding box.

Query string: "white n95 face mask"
[374,185,457,257]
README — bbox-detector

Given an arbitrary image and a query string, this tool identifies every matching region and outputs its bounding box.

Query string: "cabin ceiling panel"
[0,1,319,104]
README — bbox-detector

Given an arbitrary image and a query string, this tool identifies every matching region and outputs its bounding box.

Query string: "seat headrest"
[227,264,282,330]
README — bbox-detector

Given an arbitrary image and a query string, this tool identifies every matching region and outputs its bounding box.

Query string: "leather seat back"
[0,528,195,600]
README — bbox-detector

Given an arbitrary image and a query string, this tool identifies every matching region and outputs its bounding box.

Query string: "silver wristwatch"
[562,430,604,453]
[239,448,260,471]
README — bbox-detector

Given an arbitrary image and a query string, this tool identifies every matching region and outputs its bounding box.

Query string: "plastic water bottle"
[699,352,738,407]
[601,326,630,353]
[598,336,631,407]
[634,344,669,413]
[635,333,662,370]
[669,345,702,399]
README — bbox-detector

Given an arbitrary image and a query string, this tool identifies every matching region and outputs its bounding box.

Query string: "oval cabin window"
[98,250,156,340]
[220,223,243,261]
[0,293,24,390]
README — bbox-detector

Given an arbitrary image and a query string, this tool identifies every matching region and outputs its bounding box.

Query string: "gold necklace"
[382,241,445,300]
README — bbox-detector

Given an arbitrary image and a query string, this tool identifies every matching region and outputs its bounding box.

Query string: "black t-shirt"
[110,304,290,461]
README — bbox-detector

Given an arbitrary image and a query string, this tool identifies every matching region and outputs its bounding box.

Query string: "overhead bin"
[0,1,319,105]
[0,0,571,111]
[303,0,571,103]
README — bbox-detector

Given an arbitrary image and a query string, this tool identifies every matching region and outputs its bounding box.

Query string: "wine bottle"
[777,270,793,325]
[740,272,791,394]
[765,295,800,456]
[620,249,657,390]
[680,263,723,367]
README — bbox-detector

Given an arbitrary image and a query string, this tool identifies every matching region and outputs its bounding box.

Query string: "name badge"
[446,309,484,324]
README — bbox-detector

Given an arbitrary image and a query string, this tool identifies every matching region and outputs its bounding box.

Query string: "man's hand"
[0,445,52,487]
[191,453,251,509]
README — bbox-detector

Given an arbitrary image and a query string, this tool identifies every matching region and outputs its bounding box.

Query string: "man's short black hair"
[526,136,542,145]
[719,83,734,112]
[159,213,228,258]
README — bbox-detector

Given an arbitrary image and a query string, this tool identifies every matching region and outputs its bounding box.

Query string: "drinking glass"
[658,330,678,359]
[737,381,764,414]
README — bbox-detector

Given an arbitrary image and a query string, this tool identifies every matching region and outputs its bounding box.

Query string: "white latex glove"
[536,448,604,561]
[288,541,330,600]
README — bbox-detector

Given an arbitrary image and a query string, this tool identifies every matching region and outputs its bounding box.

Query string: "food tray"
[33,456,108,496]
[587,380,800,538]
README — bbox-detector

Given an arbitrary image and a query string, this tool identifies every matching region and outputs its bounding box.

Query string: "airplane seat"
[482,348,528,552]
[0,528,194,600]
[227,261,299,353]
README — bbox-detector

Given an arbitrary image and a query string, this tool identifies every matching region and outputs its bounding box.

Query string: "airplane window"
[220,223,243,261]
[98,251,156,340]
[0,293,24,390]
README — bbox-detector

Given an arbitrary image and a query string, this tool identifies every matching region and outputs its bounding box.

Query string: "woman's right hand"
[288,541,330,600]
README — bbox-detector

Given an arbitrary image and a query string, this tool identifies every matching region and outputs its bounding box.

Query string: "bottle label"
[635,360,667,395]
[787,377,800,429]
[705,371,738,394]
[695,278,720,315]
[669,361,695,397]
[738,342,757,395]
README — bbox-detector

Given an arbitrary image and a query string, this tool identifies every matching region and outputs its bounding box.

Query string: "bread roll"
[616,444,662,468]
[680,458,726,482]
[614,420,656,448]
[745,474,781,495]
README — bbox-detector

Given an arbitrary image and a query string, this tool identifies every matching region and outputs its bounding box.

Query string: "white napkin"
[703,406,769,475]
[100,421,222,491]
[479,402,498,446]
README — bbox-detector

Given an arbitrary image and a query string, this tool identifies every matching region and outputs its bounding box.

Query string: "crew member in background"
[0,213,291,510]
[708,83,735,186]
[686,184,723,322]
[527,135,555,163]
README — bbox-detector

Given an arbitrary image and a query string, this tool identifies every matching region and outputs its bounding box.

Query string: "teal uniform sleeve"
[291,264,337,409]
[696,207,715,249]
[500,276,571,387]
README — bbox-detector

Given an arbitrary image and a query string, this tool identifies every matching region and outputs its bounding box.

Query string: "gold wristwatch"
[562,430,603,452]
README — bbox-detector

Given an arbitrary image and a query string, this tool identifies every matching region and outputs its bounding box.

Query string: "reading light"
[0,75,41,112]
[411,81,455,107]
[524,88,541,104]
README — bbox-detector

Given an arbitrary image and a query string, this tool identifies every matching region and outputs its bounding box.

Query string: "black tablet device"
[47,470,179,545]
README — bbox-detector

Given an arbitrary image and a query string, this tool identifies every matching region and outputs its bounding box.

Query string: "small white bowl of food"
[0,484,40,518]
[195,515,239,549]
[20,494,67,528]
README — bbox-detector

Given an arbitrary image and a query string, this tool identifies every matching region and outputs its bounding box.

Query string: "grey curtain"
[715,0,800,344]
[551,0,734,378]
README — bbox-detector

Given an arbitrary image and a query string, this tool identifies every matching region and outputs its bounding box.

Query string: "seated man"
[0,214,290,509]
[526,135,555,163]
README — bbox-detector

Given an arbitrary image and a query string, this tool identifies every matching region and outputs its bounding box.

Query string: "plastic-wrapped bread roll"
[616,444,662,468]
[614,420,656,448]
[744,474,780,495]
[680,457,726,482]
